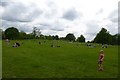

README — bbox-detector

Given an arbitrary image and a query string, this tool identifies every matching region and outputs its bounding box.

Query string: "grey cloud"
[62,8,81,21]
[106,23,118,34]
[0,0,13,7]
[42,30,58,36]
[50,21,64,31]
[2,20,19,29]
[2,2,42,22]
[85,20,101,41]
[44,1,58,19]
[35,23,52,30]
[85,33,97,41]
[50,28,64,31]
[18,25,33,33]
[108,9,118,23]
[1,20,32,33]
[85,33,96,36]
[37,21,64,31]
[0,2,9,7]
[86,20,100,33]
[107,9,118,34]
[40,23,51,28]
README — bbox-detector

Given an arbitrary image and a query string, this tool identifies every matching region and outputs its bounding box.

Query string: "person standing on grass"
[98,50,104,71]
[5,39,10,45]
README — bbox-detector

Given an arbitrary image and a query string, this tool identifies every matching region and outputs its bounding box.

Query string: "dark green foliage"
[93,28,119,45]
[19,31,27,39]
[4,27,19,39]
[77,35,85,42]
[118,34,120,45]
[2,27,120,45]
[59,37,66,40]
[54,35,59,40]
[32,27,37,38]
[114,34,120,45]
[45,35,53,40]
[65,33,76,41]
[2,31,5,39]
[111,34,118,45]
[93,28,112,44]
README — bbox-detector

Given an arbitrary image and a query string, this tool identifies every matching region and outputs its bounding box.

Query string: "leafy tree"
[65,33,76,41]
[2,30,5,39]
[39,34,45,39]
[111,34,117,45]
[32,27,37,38]
[19,31,27,39]
[77,35,85,42]
[35,28,41,37]
[0,29,2,39]
[45,35,53,40]
[32,27,41,38]
[110,34,120,45]
[93,28,112,44]
[27,33,34,39]
[54,35,59,40]
[59,37,65,40]
[52,35,59,40]
[5,27,19,39]
[118,34,120,45]
[87,41,91,43]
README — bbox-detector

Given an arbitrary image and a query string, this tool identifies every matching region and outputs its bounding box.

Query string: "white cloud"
[0,0,119,41]
[96,9,104,15]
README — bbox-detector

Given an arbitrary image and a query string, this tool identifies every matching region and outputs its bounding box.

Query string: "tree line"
[1,27,120,45]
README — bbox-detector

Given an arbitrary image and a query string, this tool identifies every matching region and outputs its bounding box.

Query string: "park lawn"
[2,40,118,78]
[0,40,2,78]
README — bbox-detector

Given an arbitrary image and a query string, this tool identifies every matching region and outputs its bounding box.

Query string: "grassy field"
[0,40,2,79]
[2,40,118,78]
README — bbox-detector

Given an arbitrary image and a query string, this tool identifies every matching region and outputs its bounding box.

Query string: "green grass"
[2,40,118,78]
[0,40,2,78]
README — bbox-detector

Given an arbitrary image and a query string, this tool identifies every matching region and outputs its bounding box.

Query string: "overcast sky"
[0,0,119,41]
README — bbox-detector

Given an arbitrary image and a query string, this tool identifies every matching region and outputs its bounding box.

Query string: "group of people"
[102,44,108,48]
[12,42,20,47]
[5,39,10,45]
[5,39,21,47]
[51,44,60,47]
[38,41,46,45]
[87,44,96,48]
